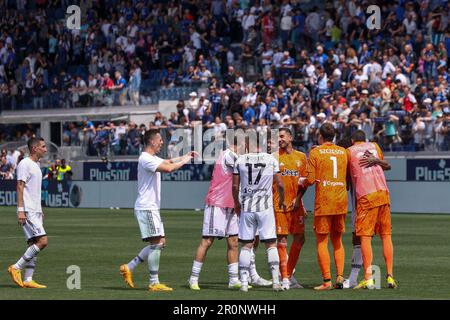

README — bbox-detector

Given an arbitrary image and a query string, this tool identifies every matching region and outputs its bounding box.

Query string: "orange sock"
[287,239,303,278]
[360,236,373,280]
[381,234,394,277]
[277,242,289,279]
[330,232,345,277]
[316,233,331,281]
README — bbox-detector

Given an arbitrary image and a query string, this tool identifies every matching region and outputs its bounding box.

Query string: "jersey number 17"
[245,163,266,185]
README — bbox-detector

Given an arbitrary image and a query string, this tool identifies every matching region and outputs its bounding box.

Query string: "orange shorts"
[355,204,391,237]
[313,214,346,234]
[275,209,305,235]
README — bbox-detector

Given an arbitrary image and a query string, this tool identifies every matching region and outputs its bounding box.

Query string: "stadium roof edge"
[0,104,159,124]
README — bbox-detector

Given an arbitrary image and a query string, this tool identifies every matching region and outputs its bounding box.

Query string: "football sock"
[148,244,162,285]
[24,257,36,282]
[249,248,260,282]
[381,234,394,277]
[228,262,239,284]
[14,244,40,270]
[239,247,252,286]
[348,245,362,284]
[190,260,203,283]
[331,232,345,277]
[128,245,151,271]
[287,239,303,278]
[277,241,288,280]
[316,233,331,281]
[361,236,373,280]
[267,247,280,285]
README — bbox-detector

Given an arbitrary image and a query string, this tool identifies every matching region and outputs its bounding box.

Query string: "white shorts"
[202,205,239,238]
[23,211,46,241]
[134,209,165,240]
[239,207,276,242]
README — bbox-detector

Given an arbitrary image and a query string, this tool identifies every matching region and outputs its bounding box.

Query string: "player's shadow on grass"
[190,282,235,291]
[0,284,20,289]
[102,286,148,291]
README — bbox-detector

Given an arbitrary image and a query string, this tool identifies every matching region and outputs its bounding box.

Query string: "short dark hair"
[351,130,366,142]
[144,129,160,146]
[319,123,335,142]
[337,137,352,149]
[244,129,261,153]
[27,137,44,152]
[279,127,292,136]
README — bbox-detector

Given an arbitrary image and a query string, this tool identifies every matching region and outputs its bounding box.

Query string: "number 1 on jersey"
[330,156,337,179]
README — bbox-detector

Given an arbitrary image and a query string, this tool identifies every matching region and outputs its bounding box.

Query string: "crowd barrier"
[1,155,449,213]
[1,179,449,214]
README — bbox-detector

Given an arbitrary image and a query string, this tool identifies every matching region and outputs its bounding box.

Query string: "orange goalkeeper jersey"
[306,142,348,216]
[272,149,307,213]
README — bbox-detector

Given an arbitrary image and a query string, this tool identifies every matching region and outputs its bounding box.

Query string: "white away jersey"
[16,157,43,212]
[134,152,164,211]
[233,152,280,212]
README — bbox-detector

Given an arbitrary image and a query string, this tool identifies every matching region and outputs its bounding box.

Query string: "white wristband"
[17,207,24,212]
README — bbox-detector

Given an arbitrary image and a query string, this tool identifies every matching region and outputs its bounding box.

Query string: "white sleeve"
[16,161,31,183]
[224,150,238,169]
[142,155,164,173]
[272,156,280,174]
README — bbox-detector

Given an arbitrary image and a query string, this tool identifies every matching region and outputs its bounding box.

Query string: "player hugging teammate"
[186,124,397,292]
[216,124,397,292]
[114,126,397,293]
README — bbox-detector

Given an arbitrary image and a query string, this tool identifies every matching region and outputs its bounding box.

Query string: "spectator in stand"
[113,71,128,106]
[162,66,179,88]
[128,65,141,106]
[102,73,114,106]
[45,159,60,181]
[93,124,110,158]
[126,122,141,155]
[56,159,73,181]
[0,155,14,180]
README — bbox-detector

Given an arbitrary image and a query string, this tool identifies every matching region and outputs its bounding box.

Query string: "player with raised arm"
[8,137,48,289]
[273,128,308,290]
[346,130,397,289]
[303,123,348,290]
[188,134,271,290]
[120,129,197,291]
[233,134,286,292]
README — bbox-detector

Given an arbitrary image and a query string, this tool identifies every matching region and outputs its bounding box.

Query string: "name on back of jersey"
[318,149,345,155]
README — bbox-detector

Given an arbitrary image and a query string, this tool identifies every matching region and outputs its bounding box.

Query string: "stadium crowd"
[0,146,72,180]
[0,0,450,153]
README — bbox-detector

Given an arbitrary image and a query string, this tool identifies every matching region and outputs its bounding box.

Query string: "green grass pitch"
[1,207,449,300]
